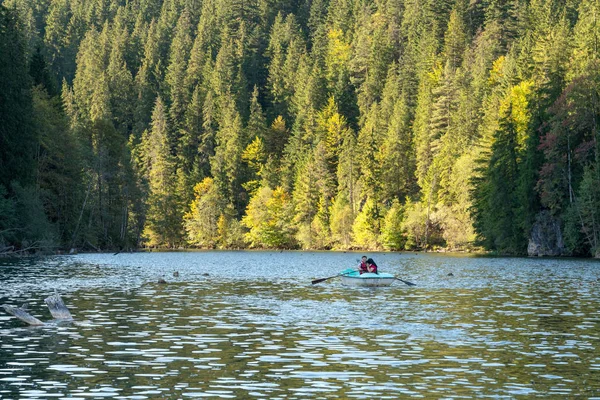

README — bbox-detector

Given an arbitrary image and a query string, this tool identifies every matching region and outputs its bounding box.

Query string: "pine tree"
[247,86,268,143]
[352,198,380,249]
[29,47,59,96]
[266,13,306,122]
[325,27,358,127]
[165,8,193,131]
[484,0,521,54]
[176,85,205,213]
[33,86,83,245]
[443,3,468,70]
[357,103,383,204]
[351,4,396,117]
[0,5,37,190]
[185,0,222,92]
[381,199,405,250]
[412,66,438,189]
[210,95,246,213]
[293,152,321,248]
[242,185,296,248]
[184,177,224,248]
[379,96,417,202]
[315,96,351,174]
[133,19,161,139]
[329,191,354,249]
[43,0,74,81]
[569,0,600,79]
[140,97,181,247]
[106,24,134,137]
[473,98,530,254]
[336,132,359,218]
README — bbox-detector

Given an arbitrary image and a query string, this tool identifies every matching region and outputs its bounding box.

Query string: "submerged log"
[44,293,73,320]
[2,305,45,326]
[2,292,72,326]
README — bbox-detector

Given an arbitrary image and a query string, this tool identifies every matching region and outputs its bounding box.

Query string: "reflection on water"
[1,251,599,398]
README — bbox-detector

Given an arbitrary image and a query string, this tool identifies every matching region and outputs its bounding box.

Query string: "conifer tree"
[443,3,468,70]
[140,97,181,247]
[184,177,224,248]
[0,5,36,190]
[106,24,134,137]
[210,95,246,213]
[293,152,321,248]
[381,199,405,250]
[176,85,205,212]
[166,8,193,131]
[336,133,360,217]
[569,0,600,79]
[133,19,161,139]
[329,192,354,249]
[380,96,417,202]
[243,185,296,248]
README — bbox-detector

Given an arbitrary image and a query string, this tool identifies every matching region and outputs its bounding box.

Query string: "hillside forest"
[1,0,600,256]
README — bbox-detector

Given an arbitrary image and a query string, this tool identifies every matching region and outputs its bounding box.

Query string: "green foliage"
[573,166,600,255]
[473,87,533,254]
[329,192,354,249]
[401,199,433,250]
[11,182,57,247]
[4,0,600,256]
[140,97,181,247]
[184,177,225,248]
[0,185,17,247]
[381,199,405,251]
[33,86,83,244]
[0,5,37,190]
[352,198,381,250]
[242,186,296,248]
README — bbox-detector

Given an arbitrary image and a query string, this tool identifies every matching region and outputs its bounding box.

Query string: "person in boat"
[365,258,378,274]
[358,256,369,274]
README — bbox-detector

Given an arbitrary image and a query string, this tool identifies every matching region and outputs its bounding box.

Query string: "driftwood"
[2,304,45,326]
[2,292,73,326]
[44,293,73,320]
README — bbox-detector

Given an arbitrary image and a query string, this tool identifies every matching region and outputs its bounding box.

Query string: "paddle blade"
[311,276,335,284]
[396,278,416,286]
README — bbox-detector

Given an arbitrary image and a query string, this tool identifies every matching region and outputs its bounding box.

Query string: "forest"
[0,0,599,256]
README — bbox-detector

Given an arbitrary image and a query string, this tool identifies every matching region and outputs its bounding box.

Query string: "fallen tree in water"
[2,292,73,326]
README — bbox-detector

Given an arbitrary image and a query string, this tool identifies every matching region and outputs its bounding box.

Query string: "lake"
[0,251,599,398]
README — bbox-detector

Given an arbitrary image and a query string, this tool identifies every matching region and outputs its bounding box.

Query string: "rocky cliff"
[528,211,564,257]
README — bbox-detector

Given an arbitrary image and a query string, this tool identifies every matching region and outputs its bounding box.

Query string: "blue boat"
[338,268,396,287]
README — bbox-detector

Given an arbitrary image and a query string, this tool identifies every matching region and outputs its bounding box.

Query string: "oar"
[311,270,355,285]
[395,277,416,286]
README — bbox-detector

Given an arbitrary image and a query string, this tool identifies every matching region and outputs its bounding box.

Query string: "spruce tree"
[165,8,193,132]
[141,97,181,247]
[0,5,36,190]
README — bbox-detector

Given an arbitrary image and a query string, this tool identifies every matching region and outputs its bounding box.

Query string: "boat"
[338,268,396,287]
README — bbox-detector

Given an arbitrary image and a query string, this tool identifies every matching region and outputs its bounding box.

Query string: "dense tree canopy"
[2,0,600,256]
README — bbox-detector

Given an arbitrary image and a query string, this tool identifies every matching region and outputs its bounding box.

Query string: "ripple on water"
[1,252,600,398]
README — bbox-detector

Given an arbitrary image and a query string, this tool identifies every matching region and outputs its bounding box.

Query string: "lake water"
[0,251,599,399]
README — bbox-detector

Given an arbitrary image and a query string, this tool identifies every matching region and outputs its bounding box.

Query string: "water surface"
[1,251,599,398]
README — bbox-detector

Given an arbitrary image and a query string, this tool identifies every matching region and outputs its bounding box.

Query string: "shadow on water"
[1,252,599,398]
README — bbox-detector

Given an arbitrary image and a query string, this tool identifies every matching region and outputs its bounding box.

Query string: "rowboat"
[338,268,396,287]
